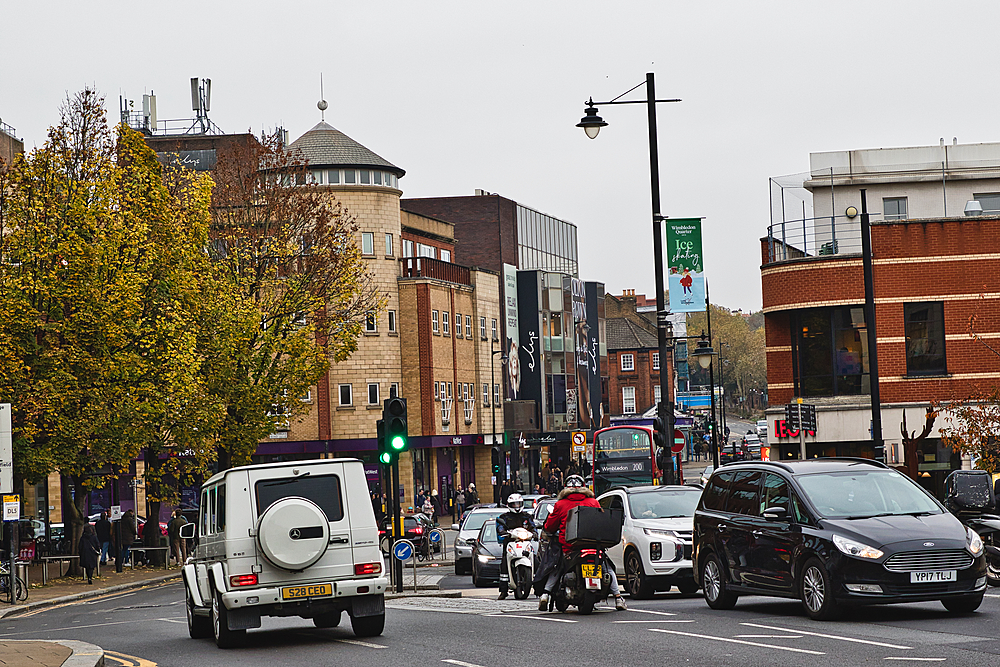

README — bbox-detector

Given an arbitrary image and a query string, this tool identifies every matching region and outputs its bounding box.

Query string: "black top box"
[565,505,623,547]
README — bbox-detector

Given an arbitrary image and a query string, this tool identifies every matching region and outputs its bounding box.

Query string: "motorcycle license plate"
[581,564,602,579]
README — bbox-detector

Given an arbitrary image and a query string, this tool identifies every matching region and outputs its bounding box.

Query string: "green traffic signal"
[379,451,392,464]
[390,434,407,451]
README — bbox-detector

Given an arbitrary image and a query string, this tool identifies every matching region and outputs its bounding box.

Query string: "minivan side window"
[791,492,813,525]
[702,471,735,511]
[761,473,790,514]
[726,471,763,516]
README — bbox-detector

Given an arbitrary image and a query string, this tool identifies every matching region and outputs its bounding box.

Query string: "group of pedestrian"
[79,508,189,584]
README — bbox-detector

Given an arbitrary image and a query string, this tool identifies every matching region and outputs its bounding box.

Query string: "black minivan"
[693,458,987,620]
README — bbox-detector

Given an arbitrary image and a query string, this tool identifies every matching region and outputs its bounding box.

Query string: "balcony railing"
[766,215,863,264]
[399,257,471,285]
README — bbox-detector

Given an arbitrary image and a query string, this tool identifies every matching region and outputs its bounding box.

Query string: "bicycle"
[0,562,28,603]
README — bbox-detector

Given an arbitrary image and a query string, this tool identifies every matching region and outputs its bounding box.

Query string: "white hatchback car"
[180,458,388,648]
[597,485,702,599]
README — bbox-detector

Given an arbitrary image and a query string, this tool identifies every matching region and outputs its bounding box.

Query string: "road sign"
[572,445,586,453]
[392,539,414,562]
[671,429,685,454]
[429,529,442,543]
[110,505,122,521]
[572,431,587,447]
[3,495,19,522]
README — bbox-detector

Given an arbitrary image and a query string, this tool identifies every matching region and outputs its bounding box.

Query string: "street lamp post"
[491,341,507,503]
[691,332,718,469]
[577,73,681,484]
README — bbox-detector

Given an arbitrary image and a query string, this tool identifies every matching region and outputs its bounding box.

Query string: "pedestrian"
[120,509,137,567]
[140,513,162,566]
[79,524,100,584]
[467,483,480,506]
[694,440,702,462]
[430,489,442,524]
[455,488,466,518]
[95,512,112,565]
[415,488,426,510]
[421,494,434,520]
[167,510,188,565]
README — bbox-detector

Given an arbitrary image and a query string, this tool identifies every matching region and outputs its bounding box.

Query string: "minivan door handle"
[717,524,728,531]
[752,530,762,537]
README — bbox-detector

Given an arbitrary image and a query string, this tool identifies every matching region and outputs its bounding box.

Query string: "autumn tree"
[202,131,385,470]
[686,304,767,417]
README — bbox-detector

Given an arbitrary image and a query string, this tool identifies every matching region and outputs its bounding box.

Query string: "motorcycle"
[943,470,1000,586]
[503,526,536,600]
[547,505,623,615]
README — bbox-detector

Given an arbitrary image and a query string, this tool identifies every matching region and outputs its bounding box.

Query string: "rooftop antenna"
[318,73,328,122]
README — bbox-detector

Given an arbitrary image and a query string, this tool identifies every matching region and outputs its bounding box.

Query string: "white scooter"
[504,527,536,600]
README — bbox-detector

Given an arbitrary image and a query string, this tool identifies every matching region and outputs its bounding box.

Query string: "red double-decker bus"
[591,425,663,495]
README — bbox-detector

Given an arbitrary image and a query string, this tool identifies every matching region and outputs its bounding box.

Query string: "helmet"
[565,474,585,488]
[506,493,524,511]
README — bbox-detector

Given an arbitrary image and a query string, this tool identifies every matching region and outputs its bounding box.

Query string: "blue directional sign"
[429,530,442,543]
[392,540,413,561]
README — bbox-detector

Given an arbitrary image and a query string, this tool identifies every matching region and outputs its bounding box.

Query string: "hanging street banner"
[666,218,706,313]
[0,403,11,494]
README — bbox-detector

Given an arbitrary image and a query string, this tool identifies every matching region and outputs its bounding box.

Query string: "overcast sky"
[4,1,999,312]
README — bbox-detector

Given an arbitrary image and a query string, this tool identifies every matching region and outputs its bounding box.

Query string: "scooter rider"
[539,474,627,611]
[496,493,536,600]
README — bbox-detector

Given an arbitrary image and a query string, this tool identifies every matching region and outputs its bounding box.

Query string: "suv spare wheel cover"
[256,497,331,571]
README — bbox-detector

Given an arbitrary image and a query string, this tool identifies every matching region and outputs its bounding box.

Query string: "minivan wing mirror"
[762,506,788,520]
[179,522,196,539]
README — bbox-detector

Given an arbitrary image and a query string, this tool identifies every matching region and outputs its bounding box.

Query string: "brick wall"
[400,195,518,273]
[607,349,660,415]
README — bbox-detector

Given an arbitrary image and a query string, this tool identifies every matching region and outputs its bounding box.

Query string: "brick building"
[606,317,660,416]
[762,141,1000,489]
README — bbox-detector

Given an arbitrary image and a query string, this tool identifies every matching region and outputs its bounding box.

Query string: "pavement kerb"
[0,572,181,620]
[0,639,105,667]
[385,590,461,599]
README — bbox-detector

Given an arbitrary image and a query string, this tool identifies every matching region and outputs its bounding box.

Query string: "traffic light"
[491,446,502,477]
[377,419,391,465]
[652,416,666,451]
[383,396,408,460]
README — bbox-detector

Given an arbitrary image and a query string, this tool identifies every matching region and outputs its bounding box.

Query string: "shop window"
[791,306,868,397]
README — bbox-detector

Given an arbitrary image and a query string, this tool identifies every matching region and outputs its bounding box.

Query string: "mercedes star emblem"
[290,528,301,540]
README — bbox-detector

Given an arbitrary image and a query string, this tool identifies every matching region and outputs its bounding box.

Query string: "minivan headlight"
[455,537,468,547]
[833,534,884,559]
[967,527,984,556]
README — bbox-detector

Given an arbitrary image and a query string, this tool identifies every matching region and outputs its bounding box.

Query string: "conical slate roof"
[288,121,404,176]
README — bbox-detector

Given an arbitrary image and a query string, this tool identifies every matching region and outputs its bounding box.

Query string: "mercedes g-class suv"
[180,458,388,647]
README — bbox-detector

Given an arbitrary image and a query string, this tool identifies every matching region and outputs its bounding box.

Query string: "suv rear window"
[256,474,344,522]
[701,471,734,511]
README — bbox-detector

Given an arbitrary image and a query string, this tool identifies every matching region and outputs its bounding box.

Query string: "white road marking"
[443,660,487,667]
[741,622,912,650]
[650,628,825,655]
[482,613,577,623]
[627,608,677,616]
[158,618,186,624]
[337,639,387,649]
[0,618,184,637]
[735,634,804,639]
[612,619,695,624]
[883,659,945,662]
[984,594,1000,598]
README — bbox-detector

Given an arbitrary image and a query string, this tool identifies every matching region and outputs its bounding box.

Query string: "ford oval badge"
[923,541,935,547]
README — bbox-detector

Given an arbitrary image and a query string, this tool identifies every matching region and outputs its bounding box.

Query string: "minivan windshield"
[796,469,942,519]
[462,510,504,532]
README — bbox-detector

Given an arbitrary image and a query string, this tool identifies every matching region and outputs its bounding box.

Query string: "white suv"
[597,485,702,599]
[180,458,388,648]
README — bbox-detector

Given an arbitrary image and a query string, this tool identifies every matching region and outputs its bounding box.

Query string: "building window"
[974,193,1000,213]
[338,384,352,406]
[365,311,377,333]
[368,383,380,405]
[621,353,634,371]
[442,311,450,336]
[402,239,414,257]
[904,302,946,376]
[440,249,451,263]
[480,317,487,340]
[483,382,490,407]
[387,310,397,333]
[434,381,440,400]
[791,306,868,397]
[465,315,472,339]
[385,233,393,256]
[652,352,659,370]
[417,243,437,259]
[491,319,498,341]
[432,310,439,333]
[344,169,357,184]
[390,382,399,398]
[494,384,500,406]
[623,387,636,414]
[299,390,312,402]
[361,232,374,255]
[654,384,661,406]
[439,382,447,401]
[447,382,453,399]
[883,197,908,221]
[455,313,462,338]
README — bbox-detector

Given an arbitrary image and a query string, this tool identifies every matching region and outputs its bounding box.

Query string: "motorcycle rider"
[496,493,536,600]
[539,474,627,611]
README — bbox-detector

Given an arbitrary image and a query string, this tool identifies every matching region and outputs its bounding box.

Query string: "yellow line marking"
[104,650,158,667]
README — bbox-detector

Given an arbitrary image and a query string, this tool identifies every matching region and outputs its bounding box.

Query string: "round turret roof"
[288,121,404,177]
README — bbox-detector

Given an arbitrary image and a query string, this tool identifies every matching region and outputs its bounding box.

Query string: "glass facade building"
[516,205,579,276]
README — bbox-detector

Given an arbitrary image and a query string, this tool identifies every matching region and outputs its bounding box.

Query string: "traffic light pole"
[391,459,402,593]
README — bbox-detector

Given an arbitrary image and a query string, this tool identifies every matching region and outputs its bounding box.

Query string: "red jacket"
[544,487,600,553]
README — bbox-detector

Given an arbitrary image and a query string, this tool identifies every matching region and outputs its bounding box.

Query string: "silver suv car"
[180,459,388,647]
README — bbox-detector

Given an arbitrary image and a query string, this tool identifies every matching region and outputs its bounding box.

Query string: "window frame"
[338,383,353,406]
[483,382,490,407]
[368,383,380,406]
[364,311,377,333]
[387,309,397,333]
[361,232,374,256]
[432,310,439,334]
[465,315,472,339]
[652,352,660,370]
[904,301,947,377]
[491,319,498,341]
[385,233,393,256]
[480,317,488,340]
[455,313,463,338]
[442,311,450,336]
[883,196,908,221]
[622,386,636,414]
[621,353,635,372]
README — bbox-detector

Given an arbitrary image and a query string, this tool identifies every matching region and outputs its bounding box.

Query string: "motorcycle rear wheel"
[578,592,596,615]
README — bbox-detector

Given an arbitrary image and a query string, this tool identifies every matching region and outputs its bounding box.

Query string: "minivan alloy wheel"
[703,558,722,602]
[802,565,825,612]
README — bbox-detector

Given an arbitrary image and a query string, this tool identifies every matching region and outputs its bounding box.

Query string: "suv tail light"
[355,562,382,576]
[230,574,258,587]
[413,526,423,534]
